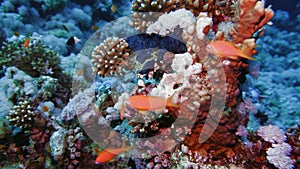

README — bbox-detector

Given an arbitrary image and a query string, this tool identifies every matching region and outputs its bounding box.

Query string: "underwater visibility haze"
[0,0,299,168]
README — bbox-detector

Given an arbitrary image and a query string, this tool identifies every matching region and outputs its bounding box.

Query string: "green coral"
[0,38,61,78]
[36,76,59,100]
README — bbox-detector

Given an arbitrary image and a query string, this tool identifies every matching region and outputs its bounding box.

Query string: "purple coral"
[257,124,286,144]
[266,143,294,169]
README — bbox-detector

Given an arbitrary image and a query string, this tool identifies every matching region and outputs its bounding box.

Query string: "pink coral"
[257,125,286,144]
[266,143,294,169]
[236,97,258,117]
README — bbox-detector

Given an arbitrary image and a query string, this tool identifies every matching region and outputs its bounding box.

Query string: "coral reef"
[131,0,237,32]
[0,37,61,78]
[85,0,294,168]
[0,0,298,168]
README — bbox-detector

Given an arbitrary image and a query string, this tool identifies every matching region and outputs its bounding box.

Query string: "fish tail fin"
[241,46,257,60]
[120,99,125,120]
[166,94,180,108]
[121,140,127,148]
[121,140,133,151]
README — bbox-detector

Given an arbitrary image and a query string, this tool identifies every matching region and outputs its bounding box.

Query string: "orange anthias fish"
[23,38,30,48]
[119,94,179,120]
[206,41,256,60]
[91,25,99,31]
[95,141,132,164]
[128,94,180,111]
[111,5,118,13]
[120,99,125,120]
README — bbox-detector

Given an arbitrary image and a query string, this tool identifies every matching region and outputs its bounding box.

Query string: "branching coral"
[36,75,59,100]
[132,0,177,12]
[7,100,35,129]
[229,0,274,43]
[0,38,61,78]
[130,0,178,32]
[92,37,131,77]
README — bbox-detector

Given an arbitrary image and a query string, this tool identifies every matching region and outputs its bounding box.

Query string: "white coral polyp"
[151,52,202,100]
[171,53,193,73]
[147,9,195,36]
[196,12,212,40]
[266,143,294,169]
[257,124,286,144]
[188,62,202,74]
